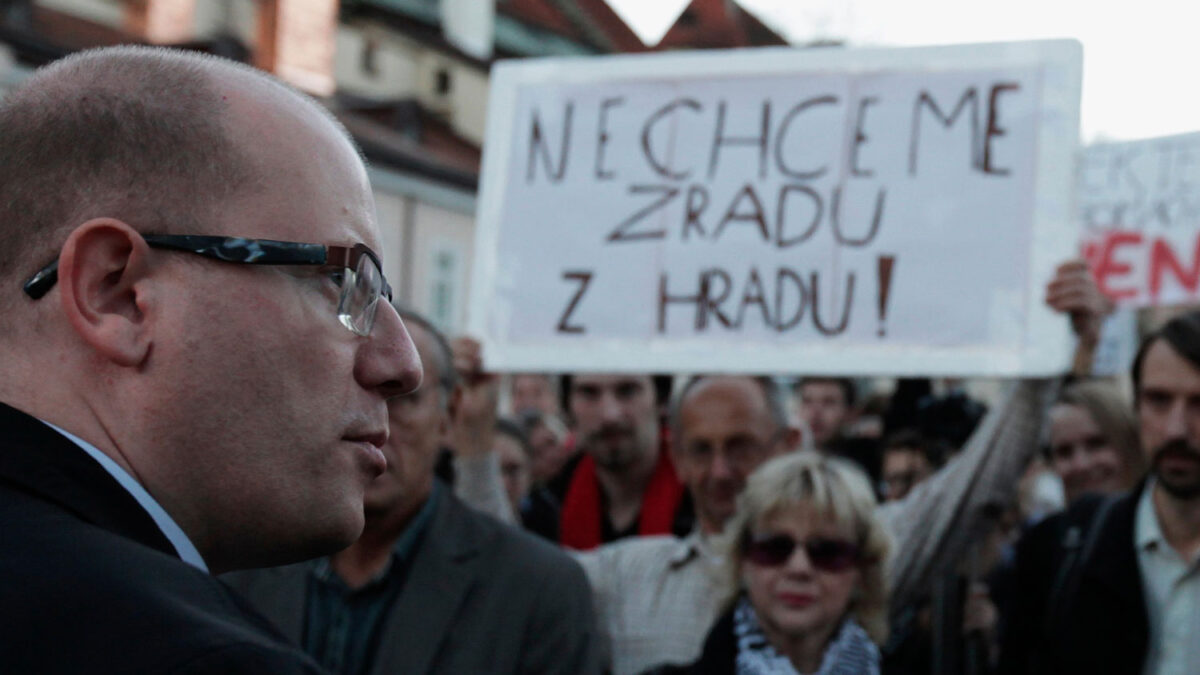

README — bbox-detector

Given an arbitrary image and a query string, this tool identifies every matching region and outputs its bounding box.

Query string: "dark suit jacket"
[227,487,606,674]
[999,485,1149,675]
[0,401,323,673]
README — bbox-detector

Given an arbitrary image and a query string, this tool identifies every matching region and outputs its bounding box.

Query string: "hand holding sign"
[1044,259,1114,346]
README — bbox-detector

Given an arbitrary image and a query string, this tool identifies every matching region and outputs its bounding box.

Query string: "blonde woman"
[648,451,891,675]
[1046,379,1145,505]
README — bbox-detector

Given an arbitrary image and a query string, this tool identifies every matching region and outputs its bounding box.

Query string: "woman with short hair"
[648,451,891,675]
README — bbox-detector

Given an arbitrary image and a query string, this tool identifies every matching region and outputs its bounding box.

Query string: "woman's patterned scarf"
[731,595,880,675]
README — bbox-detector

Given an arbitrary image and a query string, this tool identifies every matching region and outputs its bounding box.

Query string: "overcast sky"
[731,0,1198,143]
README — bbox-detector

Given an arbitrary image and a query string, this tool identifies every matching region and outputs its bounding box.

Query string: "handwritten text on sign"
[1079,133,1200,307]
[501,72,1034,340]
[471,44,1081,374]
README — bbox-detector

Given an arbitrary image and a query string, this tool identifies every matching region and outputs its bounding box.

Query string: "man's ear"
[56,219,155,368]
[440,384,464,441]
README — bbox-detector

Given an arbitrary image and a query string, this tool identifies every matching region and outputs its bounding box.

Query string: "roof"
[0,0,788,193]
[500,0,789,53]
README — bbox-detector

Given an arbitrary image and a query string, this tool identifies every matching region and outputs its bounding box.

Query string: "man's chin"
[701,498,737,530]
[591,446,635,470]
[220,516,362,573]
[1154,447,1200,499]
[1155,467,1200,500]
[362,494,398,517]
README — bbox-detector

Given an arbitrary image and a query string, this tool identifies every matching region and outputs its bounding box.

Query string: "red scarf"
[559,432,683,550]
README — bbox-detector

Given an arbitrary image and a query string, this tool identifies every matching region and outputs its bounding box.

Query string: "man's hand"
[963,582,998,638]
[1044,259,1114,346]
[448,336,499,458]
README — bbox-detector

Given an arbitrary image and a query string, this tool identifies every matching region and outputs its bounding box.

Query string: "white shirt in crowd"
[1136,480,1200,675]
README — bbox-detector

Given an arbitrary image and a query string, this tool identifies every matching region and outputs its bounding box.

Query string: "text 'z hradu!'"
[523,81,1021,338]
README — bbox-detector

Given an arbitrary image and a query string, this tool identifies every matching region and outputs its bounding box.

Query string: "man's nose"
[1164,401,1189,443]
[710,450,735,481]
[361,303,423,398]
[599,391,623,421]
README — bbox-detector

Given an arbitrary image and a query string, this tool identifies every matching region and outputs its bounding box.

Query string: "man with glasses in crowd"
[228,309,604,674]
[0,47,421,672]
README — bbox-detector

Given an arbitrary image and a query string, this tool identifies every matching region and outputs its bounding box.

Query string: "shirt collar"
[393,480,441,560]
[1135,478,1164,552]
[40,420,209,572]
[669,527,722,568]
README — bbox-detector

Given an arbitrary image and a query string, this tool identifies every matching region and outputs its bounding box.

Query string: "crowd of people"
[1,46,1197,675]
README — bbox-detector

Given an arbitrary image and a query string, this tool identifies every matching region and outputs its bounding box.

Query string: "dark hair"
[669,375,789,440]
[1131,310,1200,397]
[395,307,459,400]
[881,429,949,470]
[559,373,673,416]
[517,409,567,439]
[495,417,533,458]
[796,377,857,409]
[915,392,986,449]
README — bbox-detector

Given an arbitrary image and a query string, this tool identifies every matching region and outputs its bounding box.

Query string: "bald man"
[0,47,421,672]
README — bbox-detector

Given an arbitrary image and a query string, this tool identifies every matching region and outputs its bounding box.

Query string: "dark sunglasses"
[742,533,861,572]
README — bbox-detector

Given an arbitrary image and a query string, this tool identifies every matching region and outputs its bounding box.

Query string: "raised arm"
[881,258,1110,614]
[446,336,516,524]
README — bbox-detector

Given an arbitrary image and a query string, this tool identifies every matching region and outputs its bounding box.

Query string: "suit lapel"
[0,401,176,558]
[1077,488,1150,661]
[1084,490,1146,612]
[370,493,485,675]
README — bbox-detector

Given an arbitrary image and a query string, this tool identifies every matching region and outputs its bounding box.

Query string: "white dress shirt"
[1136,480,1200,675]
[42,420,208,572]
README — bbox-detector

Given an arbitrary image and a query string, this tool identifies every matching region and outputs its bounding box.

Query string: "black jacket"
[0,402,323,673]
[999,485,1149,675]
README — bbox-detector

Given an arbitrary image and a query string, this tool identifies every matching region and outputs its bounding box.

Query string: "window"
[430,247,459,333]
[360,36,379,77]
[434,67,451,96]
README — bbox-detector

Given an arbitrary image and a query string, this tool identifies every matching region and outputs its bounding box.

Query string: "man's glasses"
[22,234,393,337]
[678,432,783,471]
[742,533,862,573]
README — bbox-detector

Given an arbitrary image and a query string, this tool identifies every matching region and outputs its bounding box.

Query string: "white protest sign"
[1079,132,1200,307]
[470,41,1081,375]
